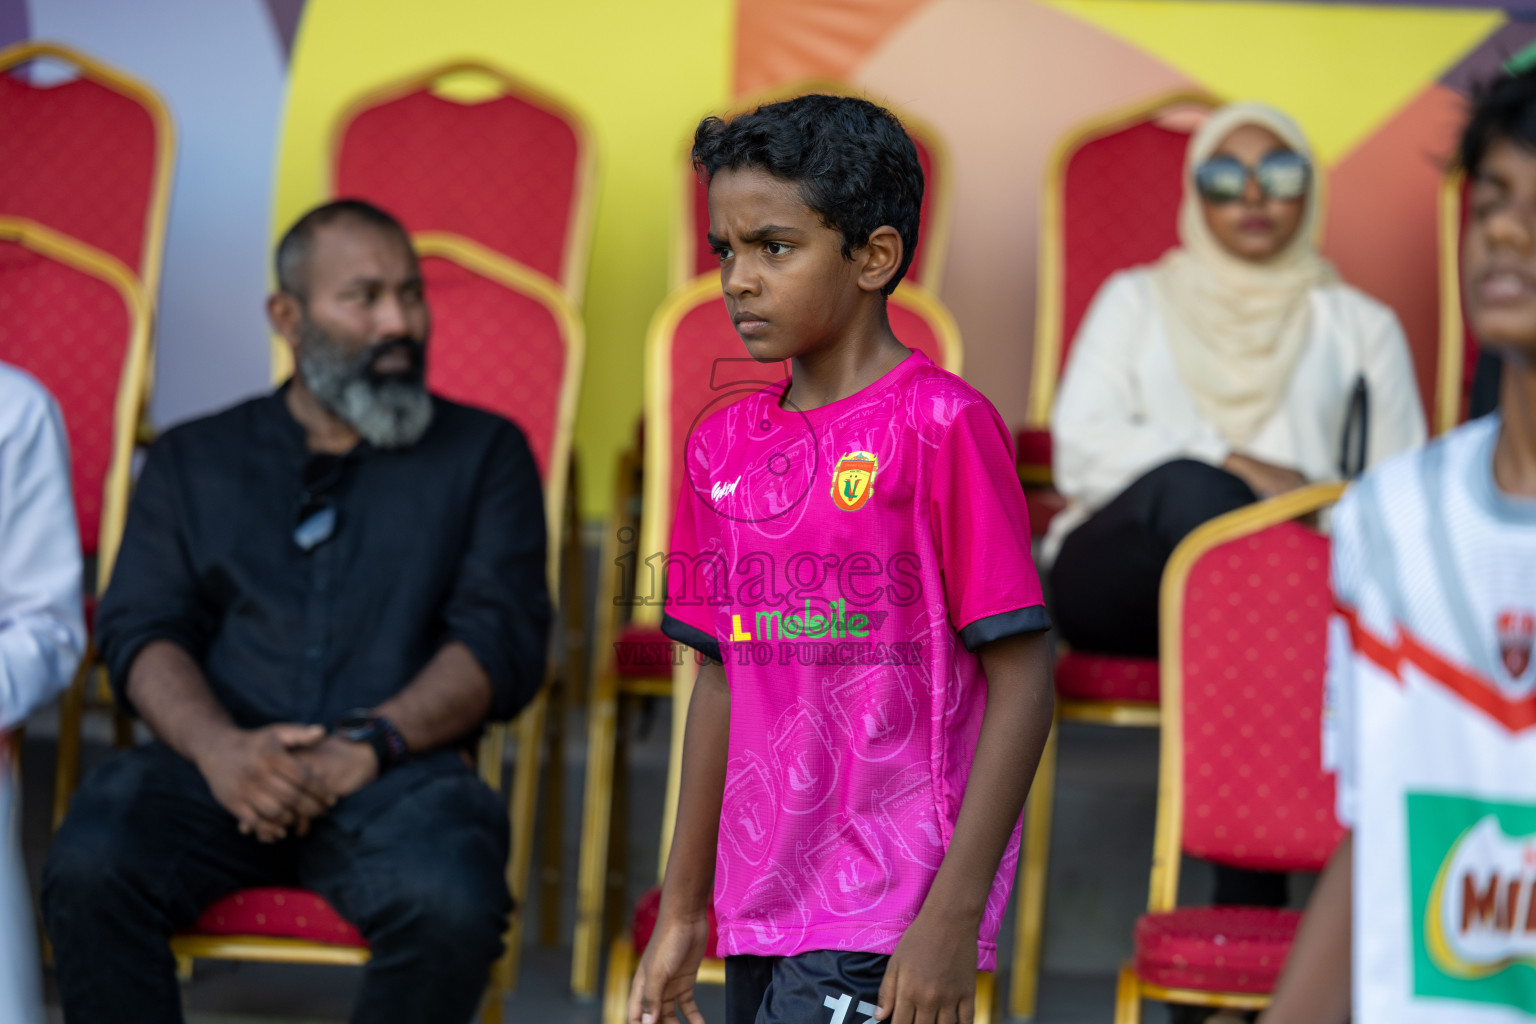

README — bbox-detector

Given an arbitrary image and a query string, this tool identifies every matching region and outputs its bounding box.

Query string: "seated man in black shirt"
[42,200,550,1024]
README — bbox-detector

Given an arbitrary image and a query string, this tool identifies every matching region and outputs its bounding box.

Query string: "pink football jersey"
[662,351,1049,967]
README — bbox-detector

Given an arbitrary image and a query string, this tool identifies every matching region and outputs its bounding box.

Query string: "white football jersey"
[1326,414,1536,1022]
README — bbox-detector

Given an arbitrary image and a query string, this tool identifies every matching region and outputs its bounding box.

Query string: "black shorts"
[725,950,890,1024]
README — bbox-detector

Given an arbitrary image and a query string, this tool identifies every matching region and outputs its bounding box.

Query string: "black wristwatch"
[332,710,408,771]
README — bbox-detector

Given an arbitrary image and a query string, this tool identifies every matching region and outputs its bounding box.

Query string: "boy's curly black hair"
[1460,60,1536,177]
[692,94,924,296]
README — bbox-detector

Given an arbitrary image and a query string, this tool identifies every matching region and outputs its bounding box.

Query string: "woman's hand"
[875,905,979,1024]
[628,910,712,1024]
[1224,453,1307,499]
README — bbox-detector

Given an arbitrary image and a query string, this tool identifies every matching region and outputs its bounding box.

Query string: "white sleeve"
[1323,490,1366,829]
[1051,273,1229,511]
[0,778,43,1024]
[1360,303,1428,468]
[0,380,85,729]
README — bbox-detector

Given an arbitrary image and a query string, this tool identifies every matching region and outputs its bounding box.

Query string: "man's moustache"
[363,337,426,377]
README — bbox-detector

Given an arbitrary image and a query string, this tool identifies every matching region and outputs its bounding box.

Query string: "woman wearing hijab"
[1044,103,1427,932]
[1047,102,1425,656]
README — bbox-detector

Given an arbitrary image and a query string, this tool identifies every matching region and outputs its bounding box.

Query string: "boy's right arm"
[630,657,730,1024]
[1257,833,1353,1024]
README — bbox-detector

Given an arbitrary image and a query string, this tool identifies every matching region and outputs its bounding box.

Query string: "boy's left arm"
[876,630,1053,1024]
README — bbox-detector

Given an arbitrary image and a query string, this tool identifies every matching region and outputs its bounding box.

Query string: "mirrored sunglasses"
[1193,150,1311,204]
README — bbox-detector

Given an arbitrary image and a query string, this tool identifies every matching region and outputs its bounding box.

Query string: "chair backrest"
[0,42,174,304]
[1028,92,1217,429]
[333,61,597,303]
[0,220,151,589]
[673,81,953,292]
[1149,483,1348,912]
[1436,171,1483,435]
[637,272,962,626]
[412,232,582,591]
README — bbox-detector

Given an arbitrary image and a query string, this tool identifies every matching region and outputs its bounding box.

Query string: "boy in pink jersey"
[630,95,1054,1024]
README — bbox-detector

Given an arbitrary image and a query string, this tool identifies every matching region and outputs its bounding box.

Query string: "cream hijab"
[1150,102,1338,447]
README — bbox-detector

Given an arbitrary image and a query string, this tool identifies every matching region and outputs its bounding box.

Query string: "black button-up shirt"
[95,388,550,825]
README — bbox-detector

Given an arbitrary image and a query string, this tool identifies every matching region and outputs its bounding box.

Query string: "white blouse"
[1043,268,1428,564]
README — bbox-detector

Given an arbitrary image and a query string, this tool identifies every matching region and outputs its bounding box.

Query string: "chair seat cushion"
[1015,428,1053,472]
[187,887,366,947]
[1133,906,1300,994]
[631,885,718,959]
[1023,486,1065,537]
[1055,651,1159,703]
[615,624,676,678]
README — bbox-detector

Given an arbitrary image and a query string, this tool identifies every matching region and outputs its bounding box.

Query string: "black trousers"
[42,742,512,1024]
[1050,460,1289,912]
[1051,459,1257,657]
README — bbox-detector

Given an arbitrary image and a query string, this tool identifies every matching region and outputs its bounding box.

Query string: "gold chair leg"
[974,970,996,1024]
[51,657,90,833]
[479,985,505,1024]
[562,456,589,706]
[480,723,506,791]
[1009,717,1059,1020]
[503,687,547,994]
[656,662,693,877]
[175,954,193,982]
[605,698,632,944]
[1114,963,1142,1024]
[603,935,637,1024]
[573,666,621,996]
[539,670,568,948]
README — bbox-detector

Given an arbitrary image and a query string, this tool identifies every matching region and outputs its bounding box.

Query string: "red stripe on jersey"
[1333,597,1536,733]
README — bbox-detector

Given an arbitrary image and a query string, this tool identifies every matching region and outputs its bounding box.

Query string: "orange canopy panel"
[334,64,596,299]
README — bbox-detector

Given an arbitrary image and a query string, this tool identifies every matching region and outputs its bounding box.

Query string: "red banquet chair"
[0,39,174,809]
[1436,170,1486,435]
[332,59,597,305]
[671,80,954,293]
[0,41,174,310]
[0,218,152,826]
[166,234,584,1020]
[331,58,599,948]
[1114,483,1346,1022]
[571,271,963,997]
[1017,89,1215,533]
[1009,90,1218,1020]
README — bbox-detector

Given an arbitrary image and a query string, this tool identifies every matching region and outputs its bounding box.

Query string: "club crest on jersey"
[1499,609,1535,680]
[831,451,878,512]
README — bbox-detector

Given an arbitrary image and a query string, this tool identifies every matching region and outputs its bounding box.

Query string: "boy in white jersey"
[628,96,1054,1024]
[1261,65,1536,1023]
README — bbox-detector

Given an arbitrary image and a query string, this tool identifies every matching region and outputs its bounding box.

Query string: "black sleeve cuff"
[661,614,722,664]
[957,605,1052,652]
[449,627,547,721]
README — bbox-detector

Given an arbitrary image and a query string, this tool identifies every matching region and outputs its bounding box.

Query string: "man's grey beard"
[297,321,433,449]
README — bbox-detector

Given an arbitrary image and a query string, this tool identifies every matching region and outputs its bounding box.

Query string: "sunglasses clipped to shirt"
[293,453,346,552]
[1193,150,1311,204]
